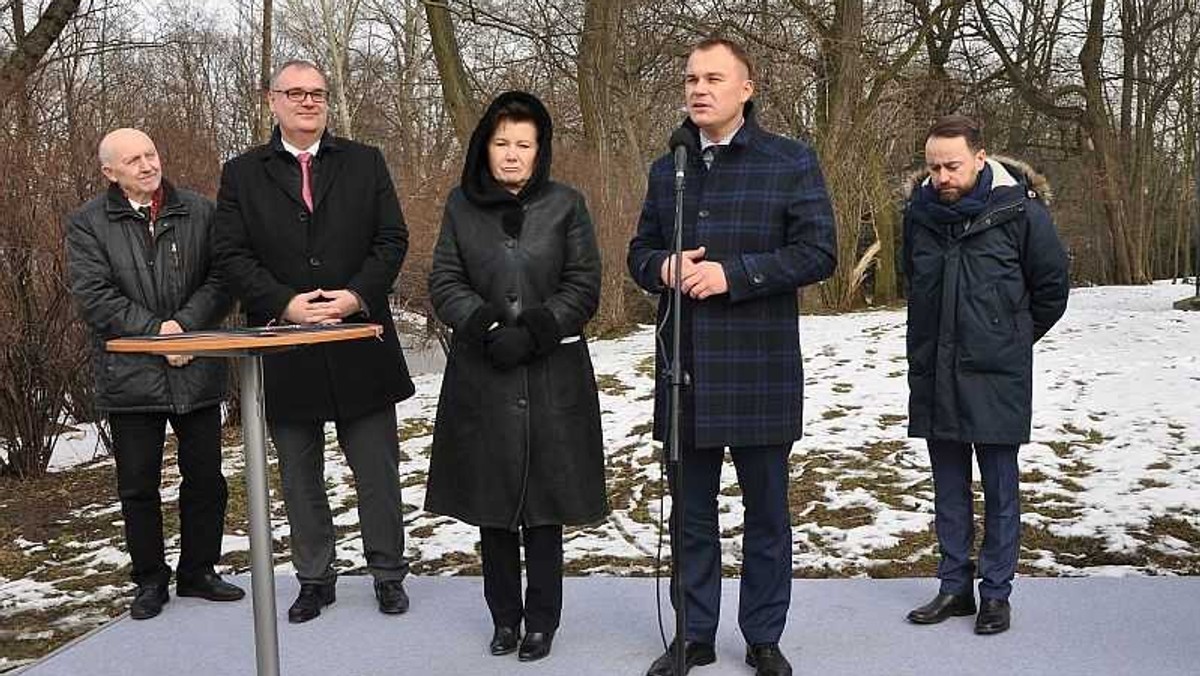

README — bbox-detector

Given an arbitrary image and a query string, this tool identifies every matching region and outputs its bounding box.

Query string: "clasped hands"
[461,304,547,372]
[159,320,191,368]
[283,289,361,326]
[660,246,727,299]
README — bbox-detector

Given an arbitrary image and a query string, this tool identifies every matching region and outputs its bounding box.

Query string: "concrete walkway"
[17,576,1199,675]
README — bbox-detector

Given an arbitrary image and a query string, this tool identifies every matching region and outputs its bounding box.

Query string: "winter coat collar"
[266,125,342,158]
[104,178,186,220]
[902,155,1053,205]
[673,100,761,157]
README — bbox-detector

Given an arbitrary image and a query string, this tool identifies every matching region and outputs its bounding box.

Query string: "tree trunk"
[578,0,620,199]
[579,0,620,150]
[0,0,82,101]
[320,0,356,139]
[1079,0,1140,284]
[257,0,274,142]
[425,0,477,148]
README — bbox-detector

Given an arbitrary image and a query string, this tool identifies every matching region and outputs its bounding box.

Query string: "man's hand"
[159,320,192,367]
[307,289,361,325]
[660,247,708,288]
[682,261,728,299]
[283,289,360,325]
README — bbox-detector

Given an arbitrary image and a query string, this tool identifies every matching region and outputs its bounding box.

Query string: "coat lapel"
[310,143,343,213]
[261,151,306,209]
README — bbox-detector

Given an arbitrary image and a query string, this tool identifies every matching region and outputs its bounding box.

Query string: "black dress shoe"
[374,579,409,614]
[490,625,520,656]
[746,644,792,676]
[130,584,169,620]
[645,640,716,676]
[975,598,1011,635]
[517,631,554,662]
[176,571,246,602]
[906,591,976,624]
[288,583,336,623]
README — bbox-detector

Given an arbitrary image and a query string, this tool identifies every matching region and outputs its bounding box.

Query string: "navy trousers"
[927,440,1021,601]
[668,444,792,645]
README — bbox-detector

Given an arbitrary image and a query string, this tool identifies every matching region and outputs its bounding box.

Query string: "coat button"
[517,398,527,408]
[699,209,710,218]
[752,274,765,284]
[299,212,309,222]
[505,240,516,249]
[309,256,321,267]
[506,293,517,303]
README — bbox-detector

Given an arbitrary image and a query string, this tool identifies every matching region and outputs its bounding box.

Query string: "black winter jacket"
[902,157,1069,444]
[67,181,230,413]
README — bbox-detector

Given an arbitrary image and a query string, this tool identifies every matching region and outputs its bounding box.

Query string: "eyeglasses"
[271,88,328,104]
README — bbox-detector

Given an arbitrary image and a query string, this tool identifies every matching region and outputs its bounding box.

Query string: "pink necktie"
[298,152,314,212]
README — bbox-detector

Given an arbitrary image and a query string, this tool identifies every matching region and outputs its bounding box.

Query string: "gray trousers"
[269,405,409,585]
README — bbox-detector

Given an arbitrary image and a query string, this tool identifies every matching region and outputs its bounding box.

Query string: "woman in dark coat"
[425,91,609,662]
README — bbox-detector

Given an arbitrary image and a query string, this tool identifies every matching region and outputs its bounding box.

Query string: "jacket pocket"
[958,283,1021,374]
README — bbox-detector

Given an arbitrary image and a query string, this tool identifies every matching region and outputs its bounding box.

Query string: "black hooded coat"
[424,91,610,530]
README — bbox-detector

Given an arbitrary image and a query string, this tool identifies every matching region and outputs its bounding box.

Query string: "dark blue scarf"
[917,163,993,226]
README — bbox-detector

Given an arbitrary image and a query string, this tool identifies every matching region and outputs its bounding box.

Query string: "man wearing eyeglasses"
[213,59,415,623]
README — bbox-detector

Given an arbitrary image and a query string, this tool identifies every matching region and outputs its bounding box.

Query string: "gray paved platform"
[17,576,1199,675]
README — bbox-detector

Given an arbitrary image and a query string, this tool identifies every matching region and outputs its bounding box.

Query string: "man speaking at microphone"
[627,38,837,676]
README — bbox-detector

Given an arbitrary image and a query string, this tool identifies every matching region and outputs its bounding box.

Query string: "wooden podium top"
[106,323,382,355]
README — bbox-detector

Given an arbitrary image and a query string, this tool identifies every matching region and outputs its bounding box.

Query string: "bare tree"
[0,0,82,100]
[425,0,478,146]
[258,0,274,142]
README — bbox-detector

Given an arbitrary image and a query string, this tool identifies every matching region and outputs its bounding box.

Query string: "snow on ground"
[3,282,1199,667]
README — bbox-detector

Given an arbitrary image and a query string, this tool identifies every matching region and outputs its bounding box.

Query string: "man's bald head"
[98,128,162,203]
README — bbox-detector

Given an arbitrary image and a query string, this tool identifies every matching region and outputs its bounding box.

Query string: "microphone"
[669,128,694,189]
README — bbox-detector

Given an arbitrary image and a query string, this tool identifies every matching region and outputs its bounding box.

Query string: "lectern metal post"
[240,355,279,676]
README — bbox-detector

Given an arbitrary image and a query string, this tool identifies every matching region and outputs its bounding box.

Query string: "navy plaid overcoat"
[627,104,837,449]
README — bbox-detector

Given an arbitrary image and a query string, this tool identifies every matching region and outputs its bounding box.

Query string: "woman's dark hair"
[492,99,539,132]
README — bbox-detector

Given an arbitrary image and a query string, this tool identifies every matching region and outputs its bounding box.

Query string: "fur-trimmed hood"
[901,155,1052,205]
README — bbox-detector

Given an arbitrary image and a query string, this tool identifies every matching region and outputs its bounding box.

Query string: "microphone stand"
[668,141,688,676]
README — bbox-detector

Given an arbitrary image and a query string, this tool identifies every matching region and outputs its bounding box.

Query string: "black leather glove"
[458,303,502,347]
[484,326,535,371]
[518,307,561,357]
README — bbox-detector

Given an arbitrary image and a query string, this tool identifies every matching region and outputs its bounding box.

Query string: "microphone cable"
[651,194,685,655]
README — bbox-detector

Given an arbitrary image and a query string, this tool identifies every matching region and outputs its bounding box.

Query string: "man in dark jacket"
[213,60,415,623]
[902,115,1069,635]
[67,128,243,620]
[628,38,837,676]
